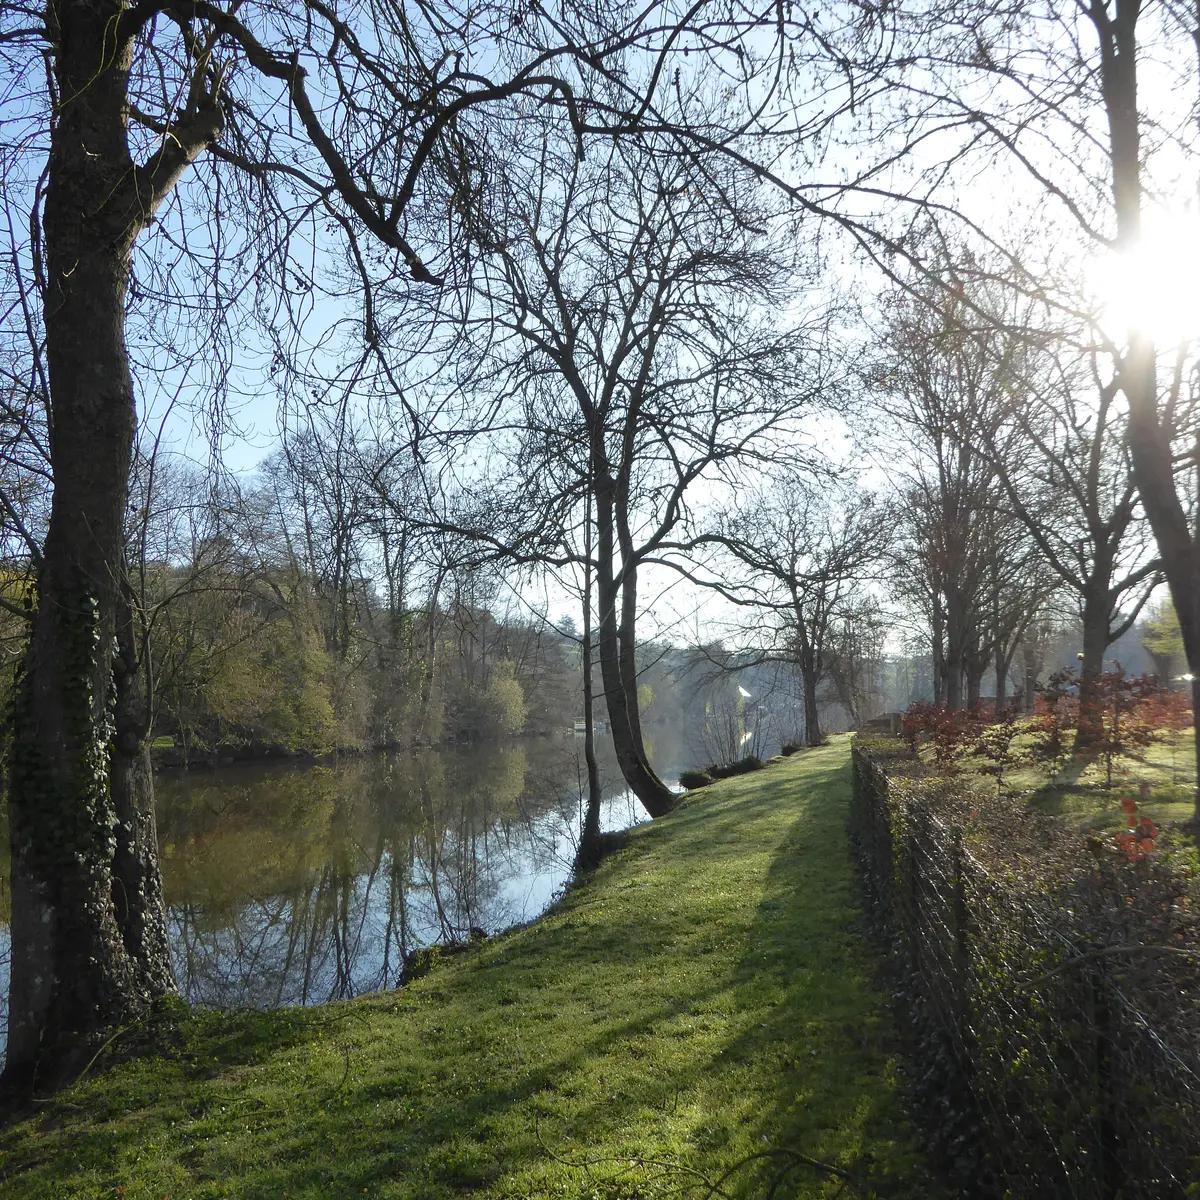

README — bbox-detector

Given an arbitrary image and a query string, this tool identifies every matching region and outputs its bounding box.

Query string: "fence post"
[1092,961,1120,1200]
[951,826,970,1033]
[907,818,921,977]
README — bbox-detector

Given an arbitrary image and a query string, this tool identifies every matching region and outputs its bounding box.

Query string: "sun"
[1089,209,1200,347]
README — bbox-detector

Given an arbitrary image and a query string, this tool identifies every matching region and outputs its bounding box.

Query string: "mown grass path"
[0,737,934,1199]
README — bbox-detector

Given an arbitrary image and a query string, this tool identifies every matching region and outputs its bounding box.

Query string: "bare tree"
[978,329,1160,742]
[715,479,889,744]
[872,0,1200,807]
[825,596,889,726]
[876,287,1019,710]
[418,136,832,815]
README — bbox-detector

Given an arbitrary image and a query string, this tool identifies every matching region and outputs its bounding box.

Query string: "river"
[0,730,688,1053]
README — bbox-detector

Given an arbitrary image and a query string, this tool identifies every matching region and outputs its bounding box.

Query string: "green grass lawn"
[0,738,935,1200]
[1021,730,1198,830]
[913,727,1199,832]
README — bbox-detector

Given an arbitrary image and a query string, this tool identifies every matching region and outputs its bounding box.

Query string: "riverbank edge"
[0,737,939,1199]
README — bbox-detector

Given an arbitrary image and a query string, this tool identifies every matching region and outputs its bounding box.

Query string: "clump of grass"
[0,739,937,1200]
[678,768,715,790]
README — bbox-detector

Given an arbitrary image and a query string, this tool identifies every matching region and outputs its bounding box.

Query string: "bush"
[709,755,764,779]
[901,702,984,773]
[678,769,714,790]
[780,742,802,756]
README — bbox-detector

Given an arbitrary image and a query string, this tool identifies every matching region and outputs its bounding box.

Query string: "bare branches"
[704,477,889,741]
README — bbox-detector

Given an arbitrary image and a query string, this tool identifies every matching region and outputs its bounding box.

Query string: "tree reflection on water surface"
[157,736,669,1010]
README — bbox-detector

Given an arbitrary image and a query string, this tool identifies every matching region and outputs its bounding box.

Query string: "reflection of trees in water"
[0,734,670,1046]
[162,740,643,1010]
[172,858,388,1007]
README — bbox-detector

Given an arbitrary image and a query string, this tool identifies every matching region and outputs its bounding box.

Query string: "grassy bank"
[0,738,933,1199]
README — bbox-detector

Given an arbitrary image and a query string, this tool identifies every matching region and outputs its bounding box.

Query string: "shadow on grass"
[1030,779,1197,832]
[715,760,935,1199]
[0,745,932,1200]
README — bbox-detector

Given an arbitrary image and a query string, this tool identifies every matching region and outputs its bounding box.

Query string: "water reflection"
[0,732,681,1045]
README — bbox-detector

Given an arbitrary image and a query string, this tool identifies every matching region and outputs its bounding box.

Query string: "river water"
[0,730,686,1052]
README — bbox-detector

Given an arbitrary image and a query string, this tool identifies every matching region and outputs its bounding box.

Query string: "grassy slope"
[0,738,932,1199]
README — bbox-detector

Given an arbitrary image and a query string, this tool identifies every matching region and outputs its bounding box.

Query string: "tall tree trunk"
[595,573,673,817]
[1075,587,1112,752]
[1021,635,1042,715]
[111,578,174,996]
[1094,5,1200,816]
[944,587,967,710]
[5,15,177,1084]
[575,499,604,872]
[994,644,1017,717]
[931,600,946,706]
[418,572,445,742]
[574,615,604,872]
[943,659,961,710]
[1124,356,1200,812]
[617,563,649,756]
[794,617,824,742]
[964,646,988,711]
[592,473,672,817]
[801,661,822,744]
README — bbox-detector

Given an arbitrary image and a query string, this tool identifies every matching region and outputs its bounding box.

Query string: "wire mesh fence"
[850,739,1200,1198]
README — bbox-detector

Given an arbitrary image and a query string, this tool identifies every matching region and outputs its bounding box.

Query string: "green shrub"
[678,769,714,790]
[709,756,764,779]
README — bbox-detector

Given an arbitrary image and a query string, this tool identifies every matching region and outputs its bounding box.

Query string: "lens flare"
[1090,211,1200,345]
